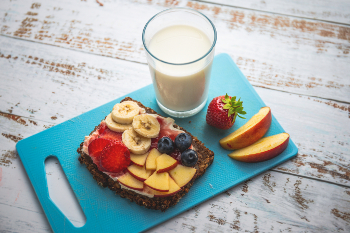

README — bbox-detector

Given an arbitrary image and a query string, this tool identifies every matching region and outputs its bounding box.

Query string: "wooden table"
[1,0,349,232]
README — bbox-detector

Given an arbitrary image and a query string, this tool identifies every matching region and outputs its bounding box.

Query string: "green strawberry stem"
[222,94,247,122]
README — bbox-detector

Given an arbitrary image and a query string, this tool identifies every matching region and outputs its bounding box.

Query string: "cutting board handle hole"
[45,156,86,227]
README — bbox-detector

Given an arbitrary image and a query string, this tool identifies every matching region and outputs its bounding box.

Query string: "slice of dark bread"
[77,97,214,211]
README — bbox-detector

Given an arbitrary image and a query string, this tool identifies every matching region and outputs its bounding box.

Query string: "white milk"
[148,25,213,112]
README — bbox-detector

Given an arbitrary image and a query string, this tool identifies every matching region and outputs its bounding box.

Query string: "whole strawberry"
[206,94,246,129]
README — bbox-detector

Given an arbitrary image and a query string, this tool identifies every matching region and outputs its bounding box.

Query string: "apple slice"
[144,177,181,197]
[145,148,161,170]
[169,164,196,188]
[130,152,149,167]
[127,164,153,182]
[144,171,169,192]
[228,133,289,162]
[156,154,178,173]
[220,107,272,150]
[117,172,144,191]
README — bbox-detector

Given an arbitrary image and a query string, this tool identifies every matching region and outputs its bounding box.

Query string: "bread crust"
[77,97,214,211]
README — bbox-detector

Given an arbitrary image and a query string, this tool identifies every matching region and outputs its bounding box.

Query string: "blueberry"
[181,149,198,167]
[158,137,175,154]
[175,133,192,152]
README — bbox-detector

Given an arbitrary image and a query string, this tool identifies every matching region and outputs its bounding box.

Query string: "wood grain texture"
[200,0,350,25]
[0,36,349,186]
[0,204,52,233]
[0,113,53,233]
[0,0,349,102]
[0,114,349,232]
[148,172,350,232]
[0,36,151,124]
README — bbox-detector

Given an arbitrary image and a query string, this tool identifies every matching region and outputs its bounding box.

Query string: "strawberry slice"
[88,138,113,159]
[97,121,108,134]
[100,143,131,173]
[99,122,123,142]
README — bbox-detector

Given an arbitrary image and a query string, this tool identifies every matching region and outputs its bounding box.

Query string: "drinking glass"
[142,8,217,118]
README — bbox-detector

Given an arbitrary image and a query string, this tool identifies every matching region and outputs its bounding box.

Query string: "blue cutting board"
[16,53,298,233]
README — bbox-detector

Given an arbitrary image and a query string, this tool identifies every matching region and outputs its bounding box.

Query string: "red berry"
[97,121,108,134]
[88,138,113,159]
[100,143,131,173]
[99,122,123,142]
[206,95,237,130]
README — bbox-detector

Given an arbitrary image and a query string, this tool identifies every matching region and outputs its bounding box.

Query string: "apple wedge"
[144,177,181,197]
[156,154,178,173]
[127,164,153,182]
[145,148,161,170]
[144,171,169,192]
[169,164,196,188]
[130,152,149,167]
[228,133,289,162]
[117,172,144,191]
[220,107,272,150]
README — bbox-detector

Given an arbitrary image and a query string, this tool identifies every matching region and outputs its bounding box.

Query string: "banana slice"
[105,113,132,133]
[122,128,151,154]
[112,101,140,124]
[132,114,160,138]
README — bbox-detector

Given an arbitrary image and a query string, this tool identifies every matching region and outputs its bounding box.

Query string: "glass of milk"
[142,8,217,118]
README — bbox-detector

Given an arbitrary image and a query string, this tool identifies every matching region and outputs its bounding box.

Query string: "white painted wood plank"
[201,0,350,25]
[0,203,52,233]
[0,36,349,185]
[149,172,350,232]
[0,0,349,102]
[0,115,349,232]
[0,115,53,233]
[0,36,151,124]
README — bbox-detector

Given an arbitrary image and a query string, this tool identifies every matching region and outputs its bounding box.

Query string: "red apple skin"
[143,186,181,197]
[154,189,181,197]
[126,168,147,182]
[143,183,169,192]
[131,161,144,167]
[118,179,144,191]
[221,107,272,150]
[168,174,195,188]
[156,162,178,173]
[231,135,289,163]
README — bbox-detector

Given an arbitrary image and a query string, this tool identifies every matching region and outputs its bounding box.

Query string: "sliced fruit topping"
[169,150,182,163]
[132,114,160,138]
[130,152,149,167]
[122,128,151,155]
[175,133,192,152]
[97,121,108,134]
[144,177,181,197]
[220,107,271,150]
[156,154,178,173]
[98,122,123,142]
[228,133,289,162]
[181,149,198,167]
[117,172,144,191]
[145,148,161,170]
[169,164,196,188]
[206,94,246,130]
[127,164,153,182]
[105,113,132,133]
[144,171,169,192]
[158,137,175,154]
[100,143,131,173]
[112,101,140,124]
[88,138,113,159]
[156,117,182,141]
